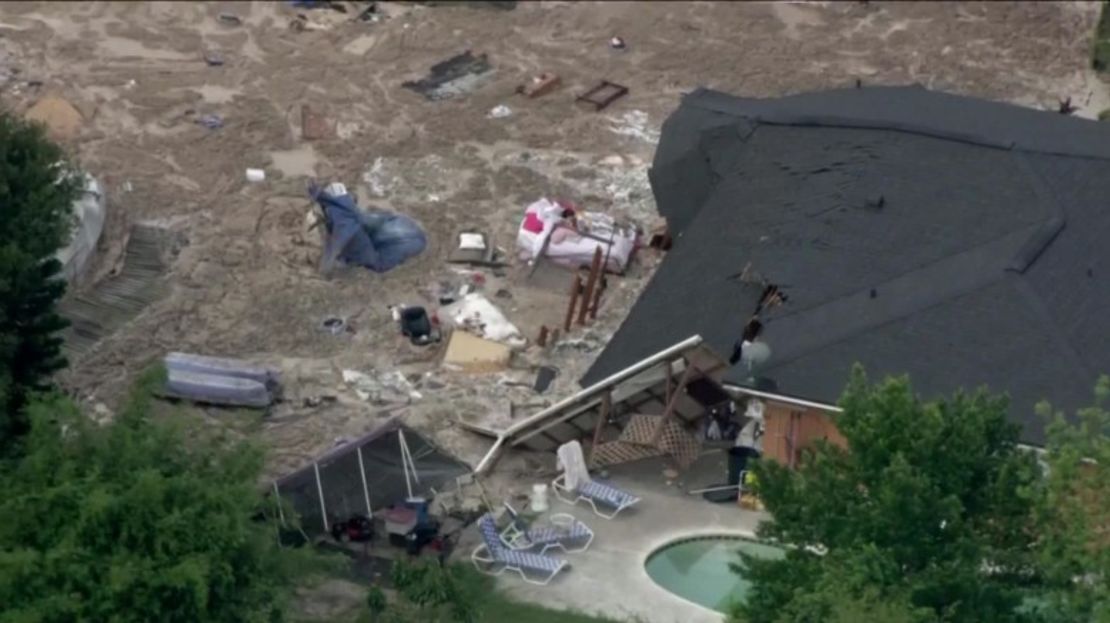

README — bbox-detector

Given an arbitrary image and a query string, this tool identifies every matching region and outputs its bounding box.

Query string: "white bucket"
[530,483,550,513]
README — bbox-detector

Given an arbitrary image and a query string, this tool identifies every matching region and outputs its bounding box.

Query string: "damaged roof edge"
[474,335,705,474]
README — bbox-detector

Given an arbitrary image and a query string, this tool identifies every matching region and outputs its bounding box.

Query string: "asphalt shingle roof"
[584,86,1110,445]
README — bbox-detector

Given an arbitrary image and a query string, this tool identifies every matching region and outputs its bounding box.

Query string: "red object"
[471,273,486,285]
[522,212,544,234]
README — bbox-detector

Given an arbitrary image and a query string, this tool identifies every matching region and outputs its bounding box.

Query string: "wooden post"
[564,274,582,332]
[589,390,612,466]
[652,364,695,445]
[591,232,614,320]
[536,325,549,347]
[577,247,603,326]
[589,276,606,320]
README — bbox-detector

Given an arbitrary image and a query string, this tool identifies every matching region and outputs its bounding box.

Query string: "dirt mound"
[24,95,84,141]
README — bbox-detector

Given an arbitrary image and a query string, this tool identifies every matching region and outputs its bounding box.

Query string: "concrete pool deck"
[456,453,770,623]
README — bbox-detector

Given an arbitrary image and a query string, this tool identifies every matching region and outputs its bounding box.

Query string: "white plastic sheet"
[56,174,105,283]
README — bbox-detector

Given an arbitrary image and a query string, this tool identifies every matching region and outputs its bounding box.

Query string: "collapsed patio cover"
[272,416,469,535]
[468,336,731,473]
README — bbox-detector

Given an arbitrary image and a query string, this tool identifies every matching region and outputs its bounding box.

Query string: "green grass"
[1093,0,1110,71]
[480,591,626,623]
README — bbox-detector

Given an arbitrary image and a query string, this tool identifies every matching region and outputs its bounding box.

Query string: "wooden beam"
[589,390,612,466]
[564,274,582,332]
[578,246,603,326]
[652,364,697,445]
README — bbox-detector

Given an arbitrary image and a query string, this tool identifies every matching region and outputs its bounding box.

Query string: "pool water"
[644,535,785,613]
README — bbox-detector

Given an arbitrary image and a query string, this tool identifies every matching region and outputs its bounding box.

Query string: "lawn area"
[481,590,626,623]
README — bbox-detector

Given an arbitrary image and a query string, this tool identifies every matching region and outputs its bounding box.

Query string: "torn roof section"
[584,85,1110,446]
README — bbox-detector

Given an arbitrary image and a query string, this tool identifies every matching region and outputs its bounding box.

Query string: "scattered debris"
[290,14,332,32]
[161,352,282,408]
[442,293,525,346]
[443,330,511,372]
[321,316,347,335]
[246,168,266,182]
[517,72,561,98]
[533,366,558,393]
[610,36,627,50]
[301,104,335,140]
[217,13,242,26]
[357,2,379,21]
[576,80,629,111]
[608,110,660,143]
[303,394,338,408]
[196,114,224,129]
[24,95,84,140]
[402,51,494,101]
[487,104,512,118]
[343,369,421,404]
[203,50,225,66]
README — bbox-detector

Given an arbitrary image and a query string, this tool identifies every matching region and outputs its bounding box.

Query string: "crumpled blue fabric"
[310,185,427,273]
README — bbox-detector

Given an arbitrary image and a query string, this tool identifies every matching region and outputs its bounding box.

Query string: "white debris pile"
[607,110,660,144]
[342,369,423,405]
[442,293,526,346]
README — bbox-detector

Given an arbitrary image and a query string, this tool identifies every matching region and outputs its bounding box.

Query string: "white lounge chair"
[499,503,594,554]
[552,441,641,520]
[470,514,568,586]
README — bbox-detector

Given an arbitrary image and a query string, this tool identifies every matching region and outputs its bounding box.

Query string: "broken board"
[442,330,511,372]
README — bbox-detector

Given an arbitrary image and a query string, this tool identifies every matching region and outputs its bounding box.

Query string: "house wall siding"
[762,400,847,467]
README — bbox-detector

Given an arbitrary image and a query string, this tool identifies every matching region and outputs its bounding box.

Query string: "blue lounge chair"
[499,504,594,554]
[552,441,641,519]
[470,514,568,585]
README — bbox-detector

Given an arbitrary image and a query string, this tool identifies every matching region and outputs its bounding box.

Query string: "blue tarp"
[310,185,427,273]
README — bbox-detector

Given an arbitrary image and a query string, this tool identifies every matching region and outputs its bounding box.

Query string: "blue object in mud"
[310,184,427,273]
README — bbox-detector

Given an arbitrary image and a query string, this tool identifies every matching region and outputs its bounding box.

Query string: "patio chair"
[552,441,641,520]
[499,503,594,554]
[470,514,568,586]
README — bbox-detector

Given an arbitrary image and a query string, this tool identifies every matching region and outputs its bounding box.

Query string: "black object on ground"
[701,485,739,504]
[533,366,558,393]
[331,514,374,543]
[400,306,438,345]
[402,51,493,101]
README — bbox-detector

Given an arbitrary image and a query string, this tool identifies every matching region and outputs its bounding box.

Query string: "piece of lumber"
[564,274,582,332]
[578,246,603,326]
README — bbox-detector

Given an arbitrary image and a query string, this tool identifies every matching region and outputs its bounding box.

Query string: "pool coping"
[639,528,762,618]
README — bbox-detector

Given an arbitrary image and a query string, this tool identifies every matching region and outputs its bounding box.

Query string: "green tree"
[1032,378,1110,622]
[0,370,323,622]
[732,366,1040,623]
[0,111,80,453]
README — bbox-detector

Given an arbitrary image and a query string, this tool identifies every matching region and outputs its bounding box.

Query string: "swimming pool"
[644,535,785,614]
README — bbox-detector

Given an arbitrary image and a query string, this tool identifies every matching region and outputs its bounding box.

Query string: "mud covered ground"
[0,1,1105,493]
